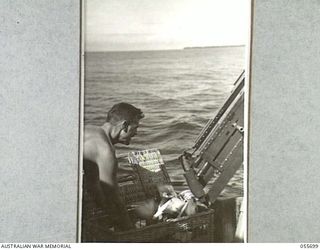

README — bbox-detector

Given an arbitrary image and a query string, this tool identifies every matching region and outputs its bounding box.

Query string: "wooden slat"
[206,139,243,203]
[201,95,244,166]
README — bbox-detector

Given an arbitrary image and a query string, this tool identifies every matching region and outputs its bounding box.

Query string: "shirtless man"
[83,102,144,231]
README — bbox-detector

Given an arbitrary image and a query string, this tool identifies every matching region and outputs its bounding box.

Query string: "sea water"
[85,46,245,198]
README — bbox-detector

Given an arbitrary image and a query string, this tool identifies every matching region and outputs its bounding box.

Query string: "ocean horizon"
[85,44,246,53]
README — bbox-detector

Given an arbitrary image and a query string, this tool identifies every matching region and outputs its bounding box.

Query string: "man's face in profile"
[119,120,139,145]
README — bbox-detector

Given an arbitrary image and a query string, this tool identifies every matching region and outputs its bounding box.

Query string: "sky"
[85,0,250,51]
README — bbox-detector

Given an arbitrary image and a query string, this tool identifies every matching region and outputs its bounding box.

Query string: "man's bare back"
[83,125,117,204]
[84,125,115,162]
[82,102,144,232]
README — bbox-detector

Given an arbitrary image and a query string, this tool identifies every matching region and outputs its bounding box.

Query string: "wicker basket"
[113,210,214,243]
[118,164,171,205]
[83,149,215,242]
[113,150,215,242]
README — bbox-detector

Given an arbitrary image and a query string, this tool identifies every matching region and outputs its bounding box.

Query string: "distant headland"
[183,45,245,50]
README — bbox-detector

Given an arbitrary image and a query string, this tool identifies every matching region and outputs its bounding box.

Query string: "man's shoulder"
[84,126,115,157]
[84,125,106,141]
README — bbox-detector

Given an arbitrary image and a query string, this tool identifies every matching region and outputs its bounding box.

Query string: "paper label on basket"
[128,149,164,172]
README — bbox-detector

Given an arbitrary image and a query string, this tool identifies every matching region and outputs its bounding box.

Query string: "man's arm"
[96,149,134,231]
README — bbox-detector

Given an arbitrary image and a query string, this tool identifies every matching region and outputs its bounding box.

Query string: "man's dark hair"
[106,102,144,124]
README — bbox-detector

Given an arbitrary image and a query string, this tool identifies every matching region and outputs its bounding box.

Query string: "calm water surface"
[85,47,245,198]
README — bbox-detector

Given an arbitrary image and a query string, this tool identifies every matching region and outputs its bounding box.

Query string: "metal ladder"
[183,71,245,204]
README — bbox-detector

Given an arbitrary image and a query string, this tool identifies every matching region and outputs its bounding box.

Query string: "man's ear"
[122,120,129,132]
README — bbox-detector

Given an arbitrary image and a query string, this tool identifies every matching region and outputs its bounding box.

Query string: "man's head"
[106,102,144,145]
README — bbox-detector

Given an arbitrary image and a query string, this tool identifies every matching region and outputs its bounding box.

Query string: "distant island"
[183,45,245,50]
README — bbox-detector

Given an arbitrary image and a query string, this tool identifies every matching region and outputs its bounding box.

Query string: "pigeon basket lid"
[119,149,171,204]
